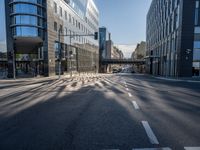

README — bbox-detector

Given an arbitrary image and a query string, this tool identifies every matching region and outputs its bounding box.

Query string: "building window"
[65,11,67,20]
[72,17,75,25]
[59,25,63,33]
[59,7,62,17]
[194,41,200,49]
[65,27,67,35]
[193,49,200,60]
[69,14,71,23]
[54,22,57,31]
[54,2,57,13]
[195,26,200,33]
[196,1,199,8]
[195,10,199,25]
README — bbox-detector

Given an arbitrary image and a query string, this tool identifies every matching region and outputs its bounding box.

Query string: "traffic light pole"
[58,31,98,79]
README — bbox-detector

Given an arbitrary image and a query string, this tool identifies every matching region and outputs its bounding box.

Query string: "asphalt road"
[0,74,200,150]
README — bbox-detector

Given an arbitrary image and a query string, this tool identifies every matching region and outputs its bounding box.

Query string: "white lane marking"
[128,92,132,97]
[126,88,129,91]
[132,101,140,109]
[133,148,171,150]
[184,147,200,150]
[142,121,159,145]
[125,84,127,88]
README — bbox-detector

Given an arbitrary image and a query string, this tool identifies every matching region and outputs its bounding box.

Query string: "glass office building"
[1,0,99,78]
[146,0,199,77]
[0,0,7,78]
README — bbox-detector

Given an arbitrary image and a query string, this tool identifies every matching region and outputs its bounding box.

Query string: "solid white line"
[184,147,200,150]
[133,148,171,150]
[128,92,132,97]
[132,101,140,109]
[142,121,159,145]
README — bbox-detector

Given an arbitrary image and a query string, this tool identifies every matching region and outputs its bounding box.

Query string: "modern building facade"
[131,41,146,73]
[0,0,99,78]
[146,0,200,77]
[132,41,146,60]
[99,27,111,60]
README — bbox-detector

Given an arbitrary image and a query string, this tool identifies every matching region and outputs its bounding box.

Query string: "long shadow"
[0,79,152,150]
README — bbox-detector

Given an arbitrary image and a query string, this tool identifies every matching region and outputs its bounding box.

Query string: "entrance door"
[16,61,36,77]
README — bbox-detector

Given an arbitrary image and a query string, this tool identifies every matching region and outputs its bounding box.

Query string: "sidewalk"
[153,76,200,83]
[0,73,108,85]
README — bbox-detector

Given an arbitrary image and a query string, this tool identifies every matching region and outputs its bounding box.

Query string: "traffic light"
[94,32,98,40]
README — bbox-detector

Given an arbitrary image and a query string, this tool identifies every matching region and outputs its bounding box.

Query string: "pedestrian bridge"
[101,59,145,65]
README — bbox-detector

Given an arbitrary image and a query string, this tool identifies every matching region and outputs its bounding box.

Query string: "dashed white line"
[133,148,171,150]
[184,147,200,150]
[126,88,129,91]
[132,101,140,109]
[142,121,159,145]
[128,92,132,97]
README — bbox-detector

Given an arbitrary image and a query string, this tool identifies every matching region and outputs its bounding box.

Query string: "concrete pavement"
[0,74,199,150]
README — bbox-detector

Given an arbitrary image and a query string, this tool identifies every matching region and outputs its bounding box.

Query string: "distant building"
[146,0,200,77]
[132,41,146,60]
[99,27,124,72]
[131,41,146,73]
[99,27,111,60]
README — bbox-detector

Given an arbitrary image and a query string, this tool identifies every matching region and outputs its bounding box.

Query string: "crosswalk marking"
[133,148,172,150]
[128,92,132,97]
[184,147,200,150]
[142,121,159,145]
[132,101,140,109]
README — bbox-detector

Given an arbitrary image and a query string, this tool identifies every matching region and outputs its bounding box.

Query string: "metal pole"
[58,28,61,79]
[13,50,16,80]
[70,32,72,78]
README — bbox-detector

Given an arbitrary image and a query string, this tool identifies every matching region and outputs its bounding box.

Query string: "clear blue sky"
[95,0,152,45]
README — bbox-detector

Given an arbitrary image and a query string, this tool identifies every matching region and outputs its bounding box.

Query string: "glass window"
[11,0,43,5]
[12,3,43,16]
[193,49,200,60]
[65,27,67,35]
[194,41,200,49]
[193,62,200,68]
[65,11,67,20]
[195,8,199,25]
[195,26,200,33]
[59,7,62,17]
[54,22,57,31]
[14,26,39,36]
[196,1,199,8]
[13,15,40,26]
[54,2,57,13]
